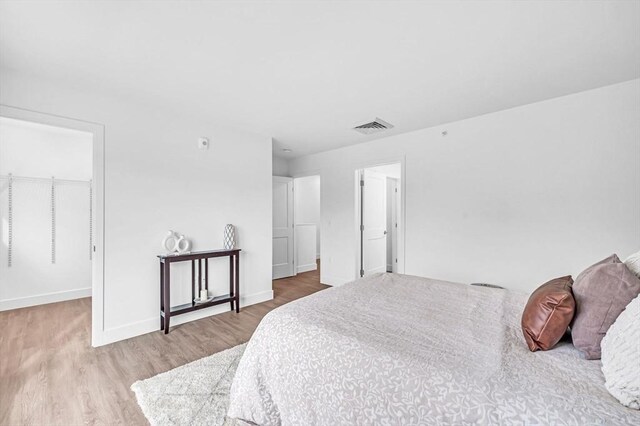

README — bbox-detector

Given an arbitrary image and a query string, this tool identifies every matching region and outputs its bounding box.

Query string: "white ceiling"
[1,1,639,159]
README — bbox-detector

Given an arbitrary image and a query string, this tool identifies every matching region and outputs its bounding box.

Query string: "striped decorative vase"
[223,224,235,250]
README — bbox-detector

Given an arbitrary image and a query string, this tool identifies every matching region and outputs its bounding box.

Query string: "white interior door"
[386,177,399,273]
[361,169,387,276]
[391,179,399,273]
[273,176,295,279]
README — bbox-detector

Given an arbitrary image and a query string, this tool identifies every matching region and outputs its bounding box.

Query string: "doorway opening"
[271,174,321,280]
[0,106,104,347]
[356,162,403,278]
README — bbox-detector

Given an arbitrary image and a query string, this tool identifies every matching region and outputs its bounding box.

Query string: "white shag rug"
[131,343,246,426]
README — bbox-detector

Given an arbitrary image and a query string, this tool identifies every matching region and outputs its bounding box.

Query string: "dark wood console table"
[158,248,240,334]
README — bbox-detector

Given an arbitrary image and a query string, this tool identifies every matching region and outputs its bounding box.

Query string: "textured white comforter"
[228,273,640,425]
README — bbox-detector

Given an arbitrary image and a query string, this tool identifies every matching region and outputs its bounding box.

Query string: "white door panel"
[295,224,317,273]
[362,170,387,276]
[273,177,294,279]
[386,177,399,273]
[272,237,290,265]
[389,178,399,273]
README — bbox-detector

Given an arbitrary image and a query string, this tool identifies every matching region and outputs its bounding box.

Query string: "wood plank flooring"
[0,263,328,426]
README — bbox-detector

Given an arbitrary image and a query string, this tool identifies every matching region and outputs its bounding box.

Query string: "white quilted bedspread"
[228,273,640,425]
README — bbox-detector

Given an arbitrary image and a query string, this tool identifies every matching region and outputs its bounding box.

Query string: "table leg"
[198,259,202,293]
[191,260,195,304]
[229,256,235,311]
[160,260,164,330]
[163,260,171,334]
[235,253,240,313]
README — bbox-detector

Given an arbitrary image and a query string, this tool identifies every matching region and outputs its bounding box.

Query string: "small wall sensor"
[198,137,210,150]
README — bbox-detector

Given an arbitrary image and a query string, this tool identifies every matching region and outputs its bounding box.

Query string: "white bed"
[228,273,640,425]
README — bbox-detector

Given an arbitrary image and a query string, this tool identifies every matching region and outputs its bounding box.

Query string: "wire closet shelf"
[0,173,93,267]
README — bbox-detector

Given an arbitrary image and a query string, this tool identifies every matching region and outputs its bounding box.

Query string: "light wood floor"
[0,264,328,426]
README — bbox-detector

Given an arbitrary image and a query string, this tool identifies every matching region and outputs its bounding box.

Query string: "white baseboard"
[0,287,92,312]
[320,274,353,287]
[297,263,317,274]
[97,289,274,347]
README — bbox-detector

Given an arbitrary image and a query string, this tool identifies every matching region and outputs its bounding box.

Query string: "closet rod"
[0,174,91,185]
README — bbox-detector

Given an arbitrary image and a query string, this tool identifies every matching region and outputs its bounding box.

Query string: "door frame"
[354,158,405,279]
[0,105,106,347]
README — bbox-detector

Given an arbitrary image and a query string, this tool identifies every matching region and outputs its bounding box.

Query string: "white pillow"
[601,294,640,409]
[624,251,640,279]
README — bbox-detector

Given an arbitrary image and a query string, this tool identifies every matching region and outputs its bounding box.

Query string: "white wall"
[370,164,401,180]
[289,79,640,293]
[0,117,93,310]
[273,155,290,177]
[0,69,273,345]
[294,175,320,259]
[0,117,92,179]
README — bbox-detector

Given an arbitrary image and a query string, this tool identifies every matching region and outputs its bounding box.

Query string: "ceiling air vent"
[353,118,394,135]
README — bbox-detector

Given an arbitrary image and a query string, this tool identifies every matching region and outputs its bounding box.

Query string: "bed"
[227,273,640,425]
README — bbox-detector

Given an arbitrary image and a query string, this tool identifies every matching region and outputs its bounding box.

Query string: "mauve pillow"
[521,276,575,352]
[571,254,640,360]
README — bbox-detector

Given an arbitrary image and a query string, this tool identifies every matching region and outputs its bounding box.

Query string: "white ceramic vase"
[175,235,191,254]
[224,224,235,250]
[162,230,191,254]
[162,230,179,253]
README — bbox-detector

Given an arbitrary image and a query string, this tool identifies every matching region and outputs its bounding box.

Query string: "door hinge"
[360,225,364,231]
[360,179,364,186]
[395,223,398,228]
[395,188,398,193]
[395,258,398,263]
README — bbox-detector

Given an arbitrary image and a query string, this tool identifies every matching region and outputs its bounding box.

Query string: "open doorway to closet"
[356,163,403,277]
[0,106,104,347]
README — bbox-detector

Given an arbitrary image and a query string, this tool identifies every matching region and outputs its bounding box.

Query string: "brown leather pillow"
[570,254,640,360]
[521,276,575,352]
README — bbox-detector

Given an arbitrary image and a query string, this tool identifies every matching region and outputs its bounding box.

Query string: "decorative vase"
[224,224,235,250]
[162,230,191,254]
[176,235,191,254]
[162,230,179,253]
